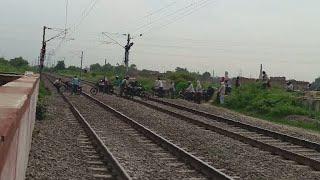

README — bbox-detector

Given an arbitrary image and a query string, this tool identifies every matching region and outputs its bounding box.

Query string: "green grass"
[36,81,51,120]
[221,83,320,133]
[0,61,35,74]
[38,81,51,100]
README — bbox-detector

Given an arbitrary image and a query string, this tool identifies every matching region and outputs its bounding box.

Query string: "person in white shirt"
[218,81,226,104]
[53,78,62,92]
[155,77,164,97]
[186,81,195,93]
[286,81,294,92]
[195,80,202,93]
[185,81,195,101]
[195,80,203,104]
[169,81,175,99]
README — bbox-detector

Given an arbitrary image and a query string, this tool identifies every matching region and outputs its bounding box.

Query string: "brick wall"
[0,74,39,180]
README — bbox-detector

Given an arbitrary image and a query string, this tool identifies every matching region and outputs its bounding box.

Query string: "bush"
[175,81,189,93]
[138,77,154,92]
[36,101,47,120]
[224,83,309,118]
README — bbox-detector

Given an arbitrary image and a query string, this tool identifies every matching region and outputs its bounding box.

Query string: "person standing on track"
[120,76,129,96]
[185,81,195,101]
[71,76,80,95]
[113,76,122,94]
[169,81,176,99]
[53,78,62,92]
[224,71,232,95]
[195,80,203,104]
[155,77,164,98]
[218,81,226,104]
[195,80,202,93]
[235,76,241,88]
[262,71,270,89]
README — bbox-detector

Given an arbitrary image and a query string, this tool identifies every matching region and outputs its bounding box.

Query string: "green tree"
[102,63,113,72]
[130,64,137,70]
[202,72,211,80]
[67,66,80,71]
[0,57,9,65]
[9,57,29,67]
[90,63,101,72]
[55,61,65,70]
[175,67,188,73]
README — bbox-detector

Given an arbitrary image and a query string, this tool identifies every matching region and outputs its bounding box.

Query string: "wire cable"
[141,0,213,36]
[132,0,208,33]
[64,0,69,37]
[101,32,125,48]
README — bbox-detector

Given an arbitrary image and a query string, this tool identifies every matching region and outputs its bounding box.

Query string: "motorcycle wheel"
[59,85,67,93]
[90,88,98,95]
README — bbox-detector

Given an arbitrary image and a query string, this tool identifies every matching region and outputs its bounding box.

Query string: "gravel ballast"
[67,94,207,180]
[26,81,92,179]
[92,93,320,180]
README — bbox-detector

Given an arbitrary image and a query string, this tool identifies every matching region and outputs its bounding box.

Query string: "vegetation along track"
[46,74,233,180]
[133,96,320,171]
[46,75,131,180]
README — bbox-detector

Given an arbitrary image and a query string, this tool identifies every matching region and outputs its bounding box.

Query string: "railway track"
[132,96,320,171]
[46,74,233,180]
[51,74,320,173]
[46,76,131,180]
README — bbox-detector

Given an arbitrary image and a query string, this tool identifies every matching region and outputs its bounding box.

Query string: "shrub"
[138,77,154,92]
[175,81,189,93]
[224,83,309,118]
[36,101,47,120]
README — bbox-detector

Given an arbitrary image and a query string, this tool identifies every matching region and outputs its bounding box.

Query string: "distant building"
[270,76,286,88]
[290,79,310,91]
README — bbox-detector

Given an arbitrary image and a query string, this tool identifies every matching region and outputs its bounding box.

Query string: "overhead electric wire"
[70,0,99,34]
[140,0,213,36]
[101,32,125,48]
[50,0,100,56]
[132,0,208,34]
[141,1,177,19]
[64,0,69,37]
[117,1,177,31]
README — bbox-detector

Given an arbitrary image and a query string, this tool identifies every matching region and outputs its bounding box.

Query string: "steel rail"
[148,97,320,152]
[46,75,132,180]
[81,91,233,180]
[131,97,320,171]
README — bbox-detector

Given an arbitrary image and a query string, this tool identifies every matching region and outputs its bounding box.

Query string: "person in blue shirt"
[71,76,80,95]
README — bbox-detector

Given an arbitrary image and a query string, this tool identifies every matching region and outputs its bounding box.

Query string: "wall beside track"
[0,73,39,180]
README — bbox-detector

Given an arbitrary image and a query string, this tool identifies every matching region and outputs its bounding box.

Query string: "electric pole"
[104,59,107,80]
[39,26,47,78]
[104,58,107,94]
[80,51,83,79]
[124,34,134,73]
[39,26,65,77]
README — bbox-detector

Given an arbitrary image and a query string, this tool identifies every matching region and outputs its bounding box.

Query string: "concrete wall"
[302,91,320,112]
[0,74,39,180]
[0,74,21,86]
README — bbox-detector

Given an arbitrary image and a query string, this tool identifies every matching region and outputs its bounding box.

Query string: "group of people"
[53,76,81,95]
[96,76,116,94]
[183,80,203,102]
[217,71,237,104]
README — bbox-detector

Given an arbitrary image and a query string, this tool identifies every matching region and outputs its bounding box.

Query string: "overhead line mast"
[124,34,134,73]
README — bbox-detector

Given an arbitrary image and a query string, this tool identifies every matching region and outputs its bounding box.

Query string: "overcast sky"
[0,0,319,81]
